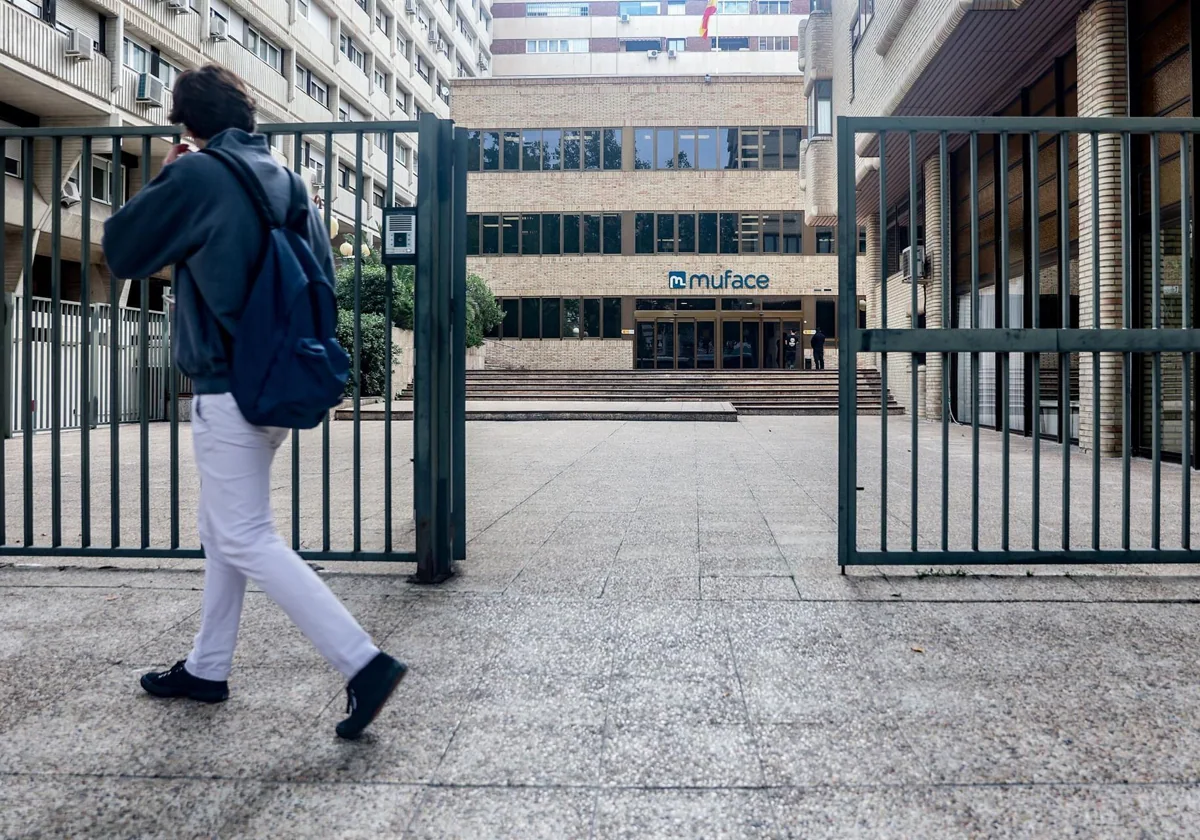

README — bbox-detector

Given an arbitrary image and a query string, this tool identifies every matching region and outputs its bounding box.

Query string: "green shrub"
[335,261,415,330]
[335,310,389,398]
[465,273,503,348]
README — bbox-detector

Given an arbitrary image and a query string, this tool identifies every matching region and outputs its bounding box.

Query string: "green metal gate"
[838,116,1200,567]
[0,116,466,582]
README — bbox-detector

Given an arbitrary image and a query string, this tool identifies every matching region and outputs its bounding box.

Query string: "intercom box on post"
[381,208,418,266]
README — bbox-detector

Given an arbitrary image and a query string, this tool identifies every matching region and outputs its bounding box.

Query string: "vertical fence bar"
[837,116,859,568]
[433,118,455,573]
[322,133,333,552]
[1057,133,1071,549]
[969,132,980,552]
[878,130,888,554]
[384,132,396,554]
[139,137,152,548]
[353,130,365,554]
[414,115,438,578]
[50,137,63,547]
[110,134,124,548]
[1030,130,1041,550]
[21,137,34,546]
[452,127,468,562]
[291,133,303,551]
[908,132,919,552]
[167,134,180,550]
[1151,132,1163,550]
[940,132,950,552]
[998,131,1010,551]
[79,136,92,547]
[0,139,6,544]
[1182,132,1192,550]
[1091,131,1101,550]
[1121,131,1132,551]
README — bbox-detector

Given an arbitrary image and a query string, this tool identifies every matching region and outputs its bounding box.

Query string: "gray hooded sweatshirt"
[102,129,334,395]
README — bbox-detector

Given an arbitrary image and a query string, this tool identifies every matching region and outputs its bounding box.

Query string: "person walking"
[811,327,826,371]
[102,65,405,740]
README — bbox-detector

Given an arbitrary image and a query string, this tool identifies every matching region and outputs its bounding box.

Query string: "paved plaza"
[3,417,1200,837]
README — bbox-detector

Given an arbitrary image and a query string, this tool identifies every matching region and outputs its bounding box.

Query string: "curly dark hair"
[167,64,256,140]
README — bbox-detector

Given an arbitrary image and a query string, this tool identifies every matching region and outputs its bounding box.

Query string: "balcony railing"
[1,3,112,105]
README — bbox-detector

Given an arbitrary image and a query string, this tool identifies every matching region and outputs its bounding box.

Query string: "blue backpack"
[203,148,350,430]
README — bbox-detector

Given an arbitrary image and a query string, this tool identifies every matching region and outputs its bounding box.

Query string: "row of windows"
[488,298,625,340]
[525,37,794,53]
[465,127,804,172]
[465,213,836,257]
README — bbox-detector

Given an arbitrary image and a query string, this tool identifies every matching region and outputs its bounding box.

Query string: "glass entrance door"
[677,321,696,369]
[696,320,716,369]
[762,320,783,370]
[655,321,675,369]
[741,321,761,370]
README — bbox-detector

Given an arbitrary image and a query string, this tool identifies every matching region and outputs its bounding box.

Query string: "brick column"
[923,156,945,421]
[1076,0,1127,455]
[863,213,881,371]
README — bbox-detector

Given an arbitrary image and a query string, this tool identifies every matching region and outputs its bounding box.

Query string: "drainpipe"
[110,10,123,95]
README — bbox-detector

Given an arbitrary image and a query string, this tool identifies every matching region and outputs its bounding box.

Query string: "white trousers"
[185,393,379,682]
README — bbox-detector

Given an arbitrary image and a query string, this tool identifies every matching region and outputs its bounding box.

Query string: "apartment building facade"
[488,0,807,77]
[805,0,1195,460]
[2,0,494,305]
[452,74,862,371]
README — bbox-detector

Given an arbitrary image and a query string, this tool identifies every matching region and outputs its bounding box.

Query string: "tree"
[465,273,502,348]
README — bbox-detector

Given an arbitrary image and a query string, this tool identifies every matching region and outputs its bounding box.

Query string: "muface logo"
[668,270,771,291]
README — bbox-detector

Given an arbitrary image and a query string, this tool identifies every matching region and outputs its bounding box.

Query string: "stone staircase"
[401,369,902,415]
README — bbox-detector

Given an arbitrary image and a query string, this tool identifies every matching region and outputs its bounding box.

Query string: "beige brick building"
[453,74,863,370]
[809,0,1195,463]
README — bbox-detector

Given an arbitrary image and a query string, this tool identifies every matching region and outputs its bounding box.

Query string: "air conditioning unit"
[427,29,438,43]
[65,30,94,61]
[900,245,927,284]
[61,180,82,208]
[136,73,166,107]
[404,0,415,12]
[167,0,189,14]
[619,12,630,22]
[437,38,446,52]
[210,17,229,40]
[667,48,678,59]
[476,56,488,71]
[647,49,659,59]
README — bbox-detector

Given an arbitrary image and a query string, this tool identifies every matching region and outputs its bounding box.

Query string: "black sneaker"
[336,653,408,740]
[140,661,229,704]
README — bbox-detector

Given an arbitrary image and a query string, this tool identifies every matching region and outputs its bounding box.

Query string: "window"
[526,2,589,15]
[503,130,520,169]
[675,129,696,169]
[522,129,542,170]
[563,130,581,169]
[699,213,718,254]
[717,0,749,12]
[247,28,283,73]
[542,298,562,338]
[416,55,430,82]
[297,0,309,17]
[482,131,501,170]
[722,128,739,169]
[740,214,760,253]
[634,129,653,170]
[397,36,409,58]
[697,128,718,170]
[90,156,119,205]
[711,36,750,51]
[584,215,601,254]
[338,106,350,122]
[339,164,355,192]
[603,298,622,338]
[657,214,675,253]
[501,299,518,337]
[542,214,561,254]
[783,214,802,253]
[521,299,541,338]
[123,39,150,74]
[583,299,600,337]
[667,38,686,53]
[340,34,366,72]
[522,214,540,255]
[526,39,589,53]
[542,129,562,170]
[852,0,874,47]
[667,0,685,13]
[678,214,696,252]
[602,129,622,170]
[3,128,22,178]
[740,128,760,169]
[656,129,674,169]
[757,0,787,10]
[809,79,832,136]
[395,90,409,114]
[623,39,661,52]
[603,214,621,254]
[761,128,781,169]
[302,142,326,183]
[816,227,835,254]
[758,36,791,51]
[298,65,328,106]
[373,187,385,208]
[397,145,409,168]
[762,214,781,253]
[374,69,388,91]
[859,226,868,253]
[635,213,655,254]
[376,8,390,33]
[11,0,41,15]
[482,215,500,254]
[466,215,481,255]
[618,0,659,14]
[374,132,386,151]
[719,213,739,253]
[564,215,581,253]
[782,127,802,170]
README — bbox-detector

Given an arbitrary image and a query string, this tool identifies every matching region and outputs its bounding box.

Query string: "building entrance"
[633,298,808,371]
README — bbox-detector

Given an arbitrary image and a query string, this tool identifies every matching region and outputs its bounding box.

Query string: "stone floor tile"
[593,789,778,840]
[701,575,800,601]
[405,787,595,840]
[227,782,421,838]
[601,722,763,787]
[435,722,604,786]
[466,670,609,725]
[769,786,982,840]
[608,673,747,726]
[757,719,931,787]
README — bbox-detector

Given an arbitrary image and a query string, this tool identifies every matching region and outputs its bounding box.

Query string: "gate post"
[451,127,468,562]
[836,117,859,570]
[1,293,11,440]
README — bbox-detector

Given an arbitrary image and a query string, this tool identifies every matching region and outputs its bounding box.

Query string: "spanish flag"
[699,0,717,37]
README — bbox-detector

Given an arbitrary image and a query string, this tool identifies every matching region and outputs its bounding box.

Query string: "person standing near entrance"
[785,330,799,369]
[101,65,405,740]
[811,327,826,370]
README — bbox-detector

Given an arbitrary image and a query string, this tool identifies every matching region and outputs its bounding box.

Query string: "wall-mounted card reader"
[381,208,418,266]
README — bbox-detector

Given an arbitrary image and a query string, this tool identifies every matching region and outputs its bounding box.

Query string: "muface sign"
[669,270,771,291]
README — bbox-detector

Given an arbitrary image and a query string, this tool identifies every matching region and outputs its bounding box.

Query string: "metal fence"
[837,116,1200,567]
[0,117,466,581]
